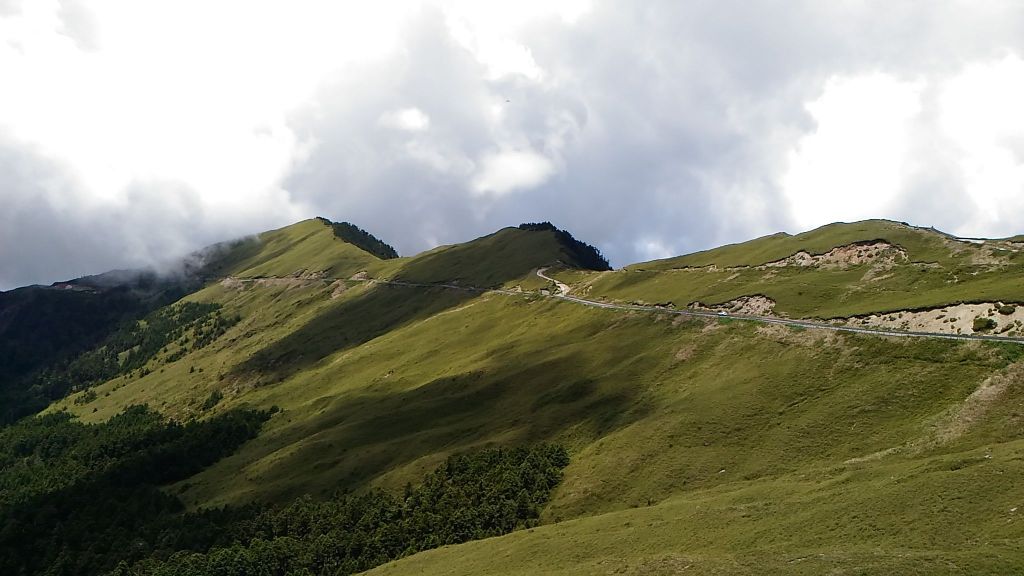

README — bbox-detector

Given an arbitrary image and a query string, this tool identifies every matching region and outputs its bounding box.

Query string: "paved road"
[225,274,1024,345]
[530,270,1024,345]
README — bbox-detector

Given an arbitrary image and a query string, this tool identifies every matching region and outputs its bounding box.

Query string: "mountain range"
[3,216,1024,575]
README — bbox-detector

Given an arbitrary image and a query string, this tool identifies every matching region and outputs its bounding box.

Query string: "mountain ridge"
[5,216,1020,295]
[6,216,1024,575]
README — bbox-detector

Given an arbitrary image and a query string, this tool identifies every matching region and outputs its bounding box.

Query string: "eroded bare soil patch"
[844,302,1024,337]
[691,295,777,316]
[759,241,908,270]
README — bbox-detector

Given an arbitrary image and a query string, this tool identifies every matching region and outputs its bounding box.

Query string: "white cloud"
[781,74,924,229]
[471,149,555,196]
[634,238,673,262]
[379,107,431,132]
[938,54,1024,236]
[0,0,346,212]
[438,0,590,80]
[781,55,1024,238]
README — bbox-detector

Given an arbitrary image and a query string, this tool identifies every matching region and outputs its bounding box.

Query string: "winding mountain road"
[532,269,1024,345]
[536,268,571,295]
[225,272,1024,345]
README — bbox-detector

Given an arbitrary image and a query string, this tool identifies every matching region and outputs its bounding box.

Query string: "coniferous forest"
[318,218,400,260]
[0,404,568,576]
[0,294,228,426]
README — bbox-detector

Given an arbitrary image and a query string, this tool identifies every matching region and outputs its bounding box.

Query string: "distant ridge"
[518,222,611,271]
[316,217,399,259]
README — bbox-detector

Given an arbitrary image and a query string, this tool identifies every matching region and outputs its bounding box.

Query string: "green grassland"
[635,220,971,269]
[212,217,602,288]
[381,226,604,287]
[368,439,1024,575]
[208,218,381,279]
[41,218,1024,573]
[564,220,1024,318]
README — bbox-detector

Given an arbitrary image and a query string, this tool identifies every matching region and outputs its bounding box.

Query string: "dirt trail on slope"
[928,363,1023,445]
[537,268,571,295]
[219,270,334,291]
[846,361,1024,464]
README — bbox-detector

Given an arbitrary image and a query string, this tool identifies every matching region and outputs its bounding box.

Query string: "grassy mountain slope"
[381,225,609,287]
[36,218,1024,573]
[320,218,400,259]
[0,217,393,424]
[368,435,1024,575]
[60,290,1024,573]
[565,219,1024,318]
[637,220,957,269]
[205,218,383,279]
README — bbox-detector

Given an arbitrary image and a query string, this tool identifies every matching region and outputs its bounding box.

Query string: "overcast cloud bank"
[2,0,1024,289]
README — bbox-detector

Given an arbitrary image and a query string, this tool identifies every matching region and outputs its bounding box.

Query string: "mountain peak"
[517,222,611,271]
[196,218,381,280]
[315,217,399,260]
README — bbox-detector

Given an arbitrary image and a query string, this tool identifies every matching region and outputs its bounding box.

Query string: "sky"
[3,1,1024,289]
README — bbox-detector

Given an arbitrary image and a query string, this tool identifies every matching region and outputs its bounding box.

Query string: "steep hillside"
[381,224,610,289]
[319,218,400,260]
[561,219,1024,321]
[21,217,1024,574]
[201,217,384,280]
[0,272,198,423]
[0,217,392,425]
[636,220,959,269]
[59,281,1024,574]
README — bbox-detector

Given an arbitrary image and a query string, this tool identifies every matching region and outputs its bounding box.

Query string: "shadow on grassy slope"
[391,227,600,287]
[225,352,650,504]
[230,226,594,385]
[231,285,478,385]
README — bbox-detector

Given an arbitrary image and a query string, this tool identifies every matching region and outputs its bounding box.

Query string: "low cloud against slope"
[3,1,1024,288]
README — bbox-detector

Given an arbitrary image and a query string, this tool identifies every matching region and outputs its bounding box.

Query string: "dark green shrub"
[998,304,1016,315]
[73,389,98,405]
[201,389,224,410]
[973,317,997,332]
